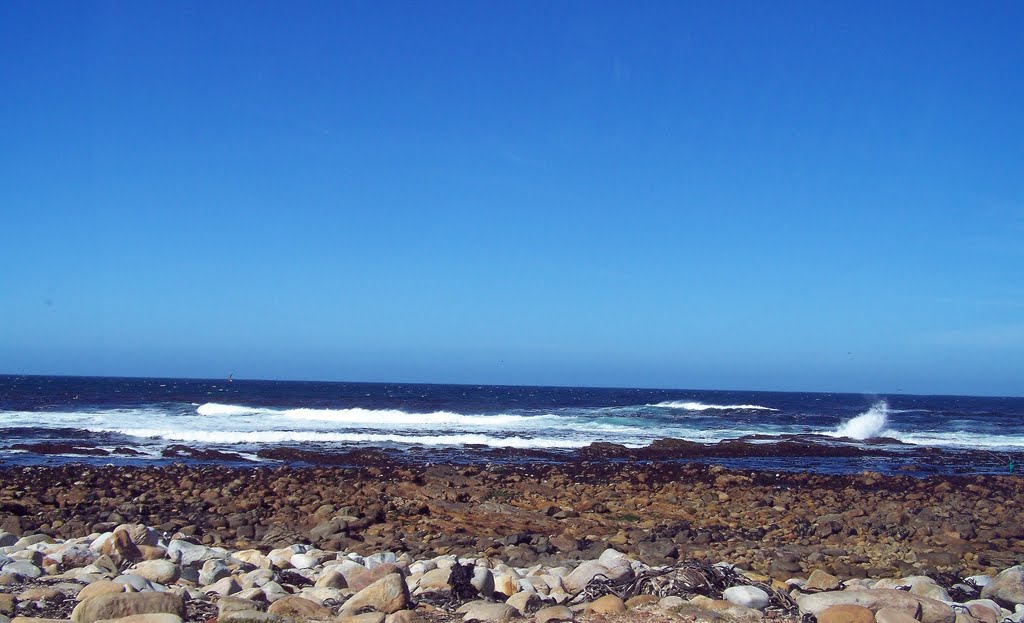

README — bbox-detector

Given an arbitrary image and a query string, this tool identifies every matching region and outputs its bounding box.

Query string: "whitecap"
[652,401,778,412]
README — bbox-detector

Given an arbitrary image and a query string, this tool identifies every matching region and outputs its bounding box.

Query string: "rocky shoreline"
[1,460,1023,623]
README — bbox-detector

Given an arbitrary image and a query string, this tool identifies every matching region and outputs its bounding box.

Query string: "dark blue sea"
[2,375,1022,475]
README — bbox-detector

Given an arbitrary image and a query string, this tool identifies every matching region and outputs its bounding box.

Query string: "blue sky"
[1,2,1022,396]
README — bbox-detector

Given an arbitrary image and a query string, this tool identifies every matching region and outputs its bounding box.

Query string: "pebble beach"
[2,458,1023,623]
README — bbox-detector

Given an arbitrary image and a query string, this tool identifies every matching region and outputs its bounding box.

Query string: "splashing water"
[833,401,890,440]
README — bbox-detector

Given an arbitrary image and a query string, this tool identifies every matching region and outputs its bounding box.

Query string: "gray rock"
[797,589,955,623]
[2,561,42,579]
[462,602,517,623]
[219,611,287,623]
[365,553,398,571]
[0,532,17,548]
[200,559,232,586]
[205,576,242,597]
[167,540,210,567]
[562,560,632,594]
[339,614,386,623]
[114,575,156,592]
[982,566,1024,608]
[14,534,51,548]
[289,554,319,570]
[659,596,685,610]
[723,586,770,610]
[506,591,542,614]
[472,567,494,599]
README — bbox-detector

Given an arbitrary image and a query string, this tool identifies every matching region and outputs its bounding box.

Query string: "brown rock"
[876,608,924,623]
[266,596,333,620]
[71,592,185,623]
[337,614,386,623]
[797,589,954,623]
[586,595,627,615]
[817,605,875,623]
[77,582,127,601]
[806,569,843,592]
[18,587,64,602]
[536,606,574,623]
[383,611,421,623]
[0,594,15,617]
[340,573,410,615]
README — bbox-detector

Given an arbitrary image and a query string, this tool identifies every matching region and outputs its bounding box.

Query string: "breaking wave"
[281,407,556,427]
[94,428,594,449]
[829,402,890,440]
[654,401,778,412]
[197,403,266,416]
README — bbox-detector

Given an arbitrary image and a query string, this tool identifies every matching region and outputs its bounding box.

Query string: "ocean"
[1,375,1022,475]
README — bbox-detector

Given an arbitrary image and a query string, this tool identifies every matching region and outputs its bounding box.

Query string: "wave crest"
[831,401,890,440]
[197,403,266,416]
[653,401,778,412]
[96,428,592,449]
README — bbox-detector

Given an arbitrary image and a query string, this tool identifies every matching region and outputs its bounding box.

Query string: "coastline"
[2,459,1020,579]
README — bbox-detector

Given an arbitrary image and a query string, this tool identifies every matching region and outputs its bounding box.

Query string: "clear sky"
[1,2,1022,396]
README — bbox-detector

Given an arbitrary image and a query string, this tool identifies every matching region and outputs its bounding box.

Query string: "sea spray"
[833,401,889,440]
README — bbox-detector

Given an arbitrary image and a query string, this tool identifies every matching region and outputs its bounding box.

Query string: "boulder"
[71,592,185,623]
[506,591,541,615]
[876,607,923,623]
[338,614,386,623]
[219,611,286,623]
[462,602,517,623]
[78,582,127,601]
[723,586,770,610]
[132,560,181,585]
[95,615,184,623]
[806,570,843,592]
[586,595,626,615]
[536,606,573,623]
[816,605,875,623]
[266,596,332,620]
[340,573,409,615]
[797,589,955,623]
[981,566,1024,608]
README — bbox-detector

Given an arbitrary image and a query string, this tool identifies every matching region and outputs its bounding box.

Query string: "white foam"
[281,407,556,427]
[93,427,595,449]
[196,403,267,416]
[829,402,890,440]
[654,401,778,412]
